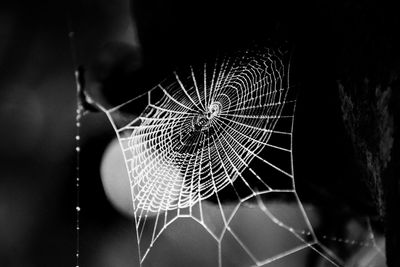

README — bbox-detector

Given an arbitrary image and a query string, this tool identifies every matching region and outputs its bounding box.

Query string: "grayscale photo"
[0,0,399,266]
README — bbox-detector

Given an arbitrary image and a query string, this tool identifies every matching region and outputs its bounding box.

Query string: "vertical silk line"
[75,68,82,267]
[68,26,81,267]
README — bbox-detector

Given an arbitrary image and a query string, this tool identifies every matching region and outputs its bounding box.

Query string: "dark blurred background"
[0,0,398,266]
[0,1,133,266]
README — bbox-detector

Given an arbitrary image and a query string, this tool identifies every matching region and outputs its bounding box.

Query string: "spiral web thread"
[97,47,353,266]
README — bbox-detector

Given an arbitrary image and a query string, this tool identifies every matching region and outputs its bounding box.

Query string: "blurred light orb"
[101,138,183,217]
[101,138,134,217]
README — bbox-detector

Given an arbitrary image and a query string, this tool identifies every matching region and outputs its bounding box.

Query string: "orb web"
[94,47,381,266]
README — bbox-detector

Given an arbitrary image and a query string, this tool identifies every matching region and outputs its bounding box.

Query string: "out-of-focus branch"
[339,77,399,267]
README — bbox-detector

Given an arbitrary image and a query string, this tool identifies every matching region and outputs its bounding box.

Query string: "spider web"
[93,47,372,266]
